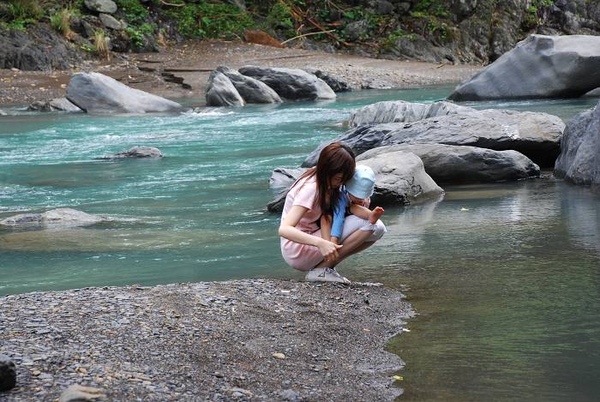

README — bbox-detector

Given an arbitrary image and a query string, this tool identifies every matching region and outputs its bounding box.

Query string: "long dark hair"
[300,142,355,214]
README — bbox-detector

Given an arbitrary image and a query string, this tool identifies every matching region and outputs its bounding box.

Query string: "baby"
[321,164,385,244]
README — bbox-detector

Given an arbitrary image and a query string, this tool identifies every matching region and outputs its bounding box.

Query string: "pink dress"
[280,175,324,271]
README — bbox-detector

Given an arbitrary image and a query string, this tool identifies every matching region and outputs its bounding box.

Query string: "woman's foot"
[369,206,385,224]
[305,268,351,284]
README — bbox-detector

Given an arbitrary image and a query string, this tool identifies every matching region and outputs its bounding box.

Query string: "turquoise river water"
[1,86,599,401]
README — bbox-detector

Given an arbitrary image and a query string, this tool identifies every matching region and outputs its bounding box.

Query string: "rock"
[303,109,565,168]
[554,100,600,186]
[0,24,84,71]
[269,167,306,193]
[28,98,82,112]
[359,144,540,184]
[449,34,600,100]
[110,146,164,159]
[347,100,476,127]
[0,208,105,228]
[215,66,282,104]
[99,13,124,30]
[205,70,245,107]
[59,384,107,402]
[66,72,184,114]
[356,151,445,205]
[84,0,117,14]
[238,66,336,101]
[0,355,17,392]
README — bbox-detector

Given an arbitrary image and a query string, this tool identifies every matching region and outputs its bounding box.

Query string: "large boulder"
[554,101,600,186]
[205,70,245,107]
[448,34,600,101]
[66,72,184,114]
[303,109,564,168]
[356,151,444,205]
[215,66,282,104]
[238,66,336,101]
[348,100,475,127]
[358,144,540,184]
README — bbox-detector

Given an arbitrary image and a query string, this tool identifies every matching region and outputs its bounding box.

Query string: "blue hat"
[345,165,375,199]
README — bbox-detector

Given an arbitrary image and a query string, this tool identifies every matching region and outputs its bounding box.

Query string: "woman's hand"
[318,238,343,262]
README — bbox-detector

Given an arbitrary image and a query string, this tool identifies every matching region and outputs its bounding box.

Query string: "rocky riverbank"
[0,40,482,107]
[0,279,413,401]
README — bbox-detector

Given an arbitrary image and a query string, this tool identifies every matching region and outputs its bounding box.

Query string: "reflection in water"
[387,181,600,402]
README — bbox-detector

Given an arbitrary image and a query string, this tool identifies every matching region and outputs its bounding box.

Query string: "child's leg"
[369,206,384,224]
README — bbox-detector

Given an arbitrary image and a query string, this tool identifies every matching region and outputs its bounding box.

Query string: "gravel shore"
[1,279,413,401]
[0,40,482,107]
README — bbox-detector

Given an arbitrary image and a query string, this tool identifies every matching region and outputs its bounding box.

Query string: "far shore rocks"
[449,34,600,101]
[66,72,185,114]
[205,65,337,107]
[554,100,600,186]
[0,208,106,228]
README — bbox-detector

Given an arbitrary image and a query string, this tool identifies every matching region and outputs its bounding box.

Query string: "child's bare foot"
[369,206,385,224]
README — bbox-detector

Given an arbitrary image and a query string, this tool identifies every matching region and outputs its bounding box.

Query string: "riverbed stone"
[205,70,245,107]
[304,109,564,168]
[239,66,336,101]
[0,208,105,228]
[347,100,476,127]
[358,144,540,184]
[215,66,282,104]
[66,72,185,114]
[554,100,600,186]
[448,34,600,100]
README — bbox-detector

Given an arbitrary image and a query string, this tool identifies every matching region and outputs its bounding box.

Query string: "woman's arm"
[279,205,342,260]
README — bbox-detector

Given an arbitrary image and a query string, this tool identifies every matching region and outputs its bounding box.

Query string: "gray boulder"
[66,72,184,114]
[348,100,476,127]
[359,144,540,184]
[215,66,282,104]
[356,151,444,205]
[205,70,245,107]
[304,109,564,168]
[238,66,336,101]
[554,101,600,186]
[449,34,600,101]
[0,208,105,228]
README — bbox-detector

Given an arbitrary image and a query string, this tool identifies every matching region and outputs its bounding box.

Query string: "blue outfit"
[331,187,350,239]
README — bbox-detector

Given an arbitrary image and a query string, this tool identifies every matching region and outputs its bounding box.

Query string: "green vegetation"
[50,7,76,38]
[164,2,254,39]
